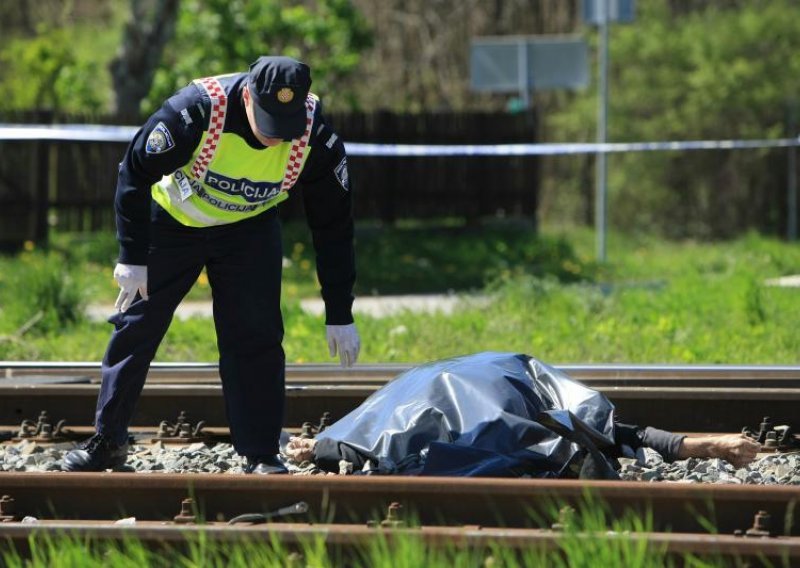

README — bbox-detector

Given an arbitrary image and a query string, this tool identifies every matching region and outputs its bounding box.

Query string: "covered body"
[312,352,618,476]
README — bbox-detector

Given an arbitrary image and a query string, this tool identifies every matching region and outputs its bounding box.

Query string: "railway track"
[1,522,798,564]
[4,360,800,385]
[0,473,797,564]
[0,521,800,566]
[0,473,797,535]
[1,361,799,565]
[1,362,799,432]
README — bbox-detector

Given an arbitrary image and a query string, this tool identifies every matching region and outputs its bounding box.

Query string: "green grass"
[0,224,798,363]
[0,499,744,568]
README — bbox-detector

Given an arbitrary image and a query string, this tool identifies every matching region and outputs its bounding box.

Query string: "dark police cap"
[248,56,312,140]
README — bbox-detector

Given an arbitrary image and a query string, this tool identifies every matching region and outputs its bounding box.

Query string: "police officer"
[63,56,360,474]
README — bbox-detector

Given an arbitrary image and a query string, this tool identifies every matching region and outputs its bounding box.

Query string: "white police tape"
[345,138,800,156]
[1,123,798,156]
[0,124,139,142]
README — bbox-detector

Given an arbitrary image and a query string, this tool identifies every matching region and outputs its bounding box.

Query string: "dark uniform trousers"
[96,207,285,458]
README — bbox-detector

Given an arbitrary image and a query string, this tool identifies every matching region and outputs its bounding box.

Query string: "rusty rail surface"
[2,363,798,564]
[0,382,798,432]
[0,522,798,562]
[0,474,797,537]
[3,361,800,386]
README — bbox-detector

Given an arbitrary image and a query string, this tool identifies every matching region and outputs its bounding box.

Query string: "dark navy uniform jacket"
[114,73,355,324]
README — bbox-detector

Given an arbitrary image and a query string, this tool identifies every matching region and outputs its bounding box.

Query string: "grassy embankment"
[0,223,798,364]
[2,498,737,568]
[0,225,789,566]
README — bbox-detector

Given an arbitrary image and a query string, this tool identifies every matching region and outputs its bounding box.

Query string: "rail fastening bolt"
[367,501,405,528]
[0,495,15,522]
[745,510,772,538]
[764,431,779,449]
[551,505,575,532]
[39,423,53,440]
[285,552,303,567]
[300,422,315,438]
[754,510,770,531]
[173,498,196,524]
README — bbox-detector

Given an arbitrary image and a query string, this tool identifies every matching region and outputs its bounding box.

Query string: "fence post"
[33,110,53,248]
[787,101,797,242]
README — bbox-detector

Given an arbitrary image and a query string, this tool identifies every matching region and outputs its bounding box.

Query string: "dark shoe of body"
[245,455,288,475]
[62,433,129,472]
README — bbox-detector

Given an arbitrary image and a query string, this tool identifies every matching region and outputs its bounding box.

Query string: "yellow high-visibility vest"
[152,75,317,227]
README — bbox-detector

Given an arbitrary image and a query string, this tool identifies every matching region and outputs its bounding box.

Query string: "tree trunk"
[110,0,180,121]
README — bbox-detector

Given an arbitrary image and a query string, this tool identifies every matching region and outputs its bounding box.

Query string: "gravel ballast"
[1,440,798,483]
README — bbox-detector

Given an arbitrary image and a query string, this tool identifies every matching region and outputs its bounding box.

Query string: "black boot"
[62,433,129,472]
[244,455,288,475]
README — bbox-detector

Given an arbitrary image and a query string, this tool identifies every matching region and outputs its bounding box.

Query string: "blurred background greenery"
[1,226,797,364]
[0,1,798,364]
[2,0,800,234]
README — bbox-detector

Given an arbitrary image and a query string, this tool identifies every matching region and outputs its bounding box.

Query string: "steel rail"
[0,473,796,536]
[0,522,798,561]
[1,383,798,432]
[2,361,800,387]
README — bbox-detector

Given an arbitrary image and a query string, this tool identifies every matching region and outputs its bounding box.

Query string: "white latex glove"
[113,263,148,312]
[326,323,361,367]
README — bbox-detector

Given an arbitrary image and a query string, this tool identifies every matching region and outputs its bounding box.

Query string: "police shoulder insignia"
[180,108,193,126]
[145,121,175,154]
[334,157,350,191]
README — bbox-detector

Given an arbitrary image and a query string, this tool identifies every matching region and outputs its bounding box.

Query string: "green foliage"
[1,498,740,567]
[145,0,373,115]
[281,223,596,296]
[548,0,800,236]
[0,252,87,335]
[0,18,122,113]
[1,227,799,364]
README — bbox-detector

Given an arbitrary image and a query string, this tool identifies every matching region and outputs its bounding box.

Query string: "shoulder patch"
[334,157,350,191]
[325,132,338,149]
[180,108,193,126]
[145,122,175,154]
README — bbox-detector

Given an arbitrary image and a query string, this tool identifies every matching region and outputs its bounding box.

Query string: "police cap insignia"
[145,121,175,154]
[277,87,295,103]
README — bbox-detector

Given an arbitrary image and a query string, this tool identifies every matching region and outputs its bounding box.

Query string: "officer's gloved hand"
[326,323,361,367]
[113,263,148,312]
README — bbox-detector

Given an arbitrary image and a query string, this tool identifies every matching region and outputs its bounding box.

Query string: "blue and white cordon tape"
[0,123,798,156]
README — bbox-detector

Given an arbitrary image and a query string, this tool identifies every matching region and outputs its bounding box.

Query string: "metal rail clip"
[153,410,208,444]
[742,416,800,452]
[14,411,68,442]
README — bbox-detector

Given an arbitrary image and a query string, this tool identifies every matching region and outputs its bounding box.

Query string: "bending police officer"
[63,56,359,474]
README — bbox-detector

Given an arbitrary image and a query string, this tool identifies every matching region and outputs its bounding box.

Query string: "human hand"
[707,434,762,468]
[680,433,761,469]
[284,436,317,463]
[113,263,148,312]
[326,323,360,367]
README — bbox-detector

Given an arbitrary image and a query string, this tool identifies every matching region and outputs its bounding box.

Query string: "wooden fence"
[0,110,539,250]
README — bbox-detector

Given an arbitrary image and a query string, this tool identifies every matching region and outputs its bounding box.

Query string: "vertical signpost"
[583,0,635,261]
[596,2,610,262]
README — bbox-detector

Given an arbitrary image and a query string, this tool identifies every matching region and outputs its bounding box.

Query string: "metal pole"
[596,0,610,261]
[788,102,797,241]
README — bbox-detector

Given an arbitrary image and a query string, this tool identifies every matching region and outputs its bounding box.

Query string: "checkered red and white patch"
[280,96,316,192]
[190,77,228,180]
[187,77,315,198]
